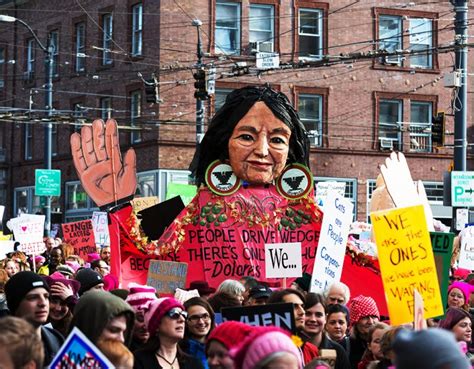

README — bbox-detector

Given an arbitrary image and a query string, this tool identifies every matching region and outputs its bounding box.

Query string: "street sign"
[256,52,280,70]
[451,171,474,207]
[35,169,61,196]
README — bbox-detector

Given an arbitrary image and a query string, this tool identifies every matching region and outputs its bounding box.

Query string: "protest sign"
[430,231,454,311]
[166,182,197,206]
[458,226,474,270]
[310,193,354,293]
[62,220,96,261]
[0,205,4,223]
[92,211,110,247]
[414,289,427,330]
[221,302,296,333]
[175,288,200,303]
[131,196,159,213]
[315,181,346,208]
[265,242,302,279]
[11,214,46,255]
[372,205,443,325]
[49,327,114,369]
[0,240,15,259]
[146,260,188,294]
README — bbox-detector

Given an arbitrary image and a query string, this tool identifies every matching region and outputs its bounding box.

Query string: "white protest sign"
[456,208,469,231]
[310,192,354,293]
[0,240,15,259]
[92,211,110,247]
[458,226,474,270]
[315,181,346,208]
[265,242,302,278]
[0,205,4,222]
[11,214,46,255]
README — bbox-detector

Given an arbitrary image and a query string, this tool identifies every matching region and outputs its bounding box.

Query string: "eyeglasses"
[166,308,188,320]
[188,313,211,323]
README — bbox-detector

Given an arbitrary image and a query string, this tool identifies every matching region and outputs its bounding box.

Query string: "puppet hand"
[71,119,137,209]
[415,180,434,231]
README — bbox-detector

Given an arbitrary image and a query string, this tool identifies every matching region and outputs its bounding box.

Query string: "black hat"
[249,285,272,299]
[75,268,104,296]
[293,272,312,292]
[189,280,216,296]
[5,271,49,314]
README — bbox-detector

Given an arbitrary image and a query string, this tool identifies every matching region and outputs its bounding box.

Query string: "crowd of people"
[0,239,473,369]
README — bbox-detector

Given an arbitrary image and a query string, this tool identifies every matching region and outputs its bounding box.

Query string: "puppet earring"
[205,160,242,196]
[276,163,314,200]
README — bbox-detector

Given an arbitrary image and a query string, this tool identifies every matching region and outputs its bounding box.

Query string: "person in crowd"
[447,281,473,312]
[206,321,254,369]
[304,359,332,369]
[347,295,380,369]
[43,237,56,256]
[38,246,65,276]
[231,326,303,369]
[34,255,46,270]
[247,284,273,306]
[439,307,474,361]
[303,293,350,369]
[100,246,111,265]
[4,271,64,366]
[268,288,319,365]
[239,276,258,305]
[181,297,216,369]
[125,283,158,351]
[91,258,111,277]
[291,272,312,296]
[134,297,204,369]
[97,338,134,369]
[56,264,75,279]
[324,281,351,306]
[59,242,74,260]
[374,326,402,369]
[325,304,351,352]
[392,328,470,369]
[0,316,45,369]
[208,291,242,319]
[8,251,31,272]
[3,257,20,277]
[74,267,104,296]
[70,290,135,346]
[216,279,245,305]
[357,322,389,369]
[452,268,471,282]
[188,280,216,300]
[0,267,8,317]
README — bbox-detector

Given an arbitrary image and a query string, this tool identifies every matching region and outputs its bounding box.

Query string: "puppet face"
[228,102,291,184]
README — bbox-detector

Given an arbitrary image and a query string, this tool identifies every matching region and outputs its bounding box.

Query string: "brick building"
[0,0,472,226]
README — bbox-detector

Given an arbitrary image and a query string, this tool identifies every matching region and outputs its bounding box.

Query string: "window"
[410,101,432,152]
[378,99,402,150]
[48,30,59,77]
[24,123,33,160]
[131,3,143,56]
[0,47,5,89]
[65,181,97,222]
[75,22,86,72]
[378,13,433,69]
[214,88,232,111]
[298,94,323,146]
[298,8,323,60]
[100,97,112,120]
[72,103,84,132]
[130,90,141,143]
[25,38,35,81]
[249,4,274,51]
[215,1,241,54]
[102,14,113,65]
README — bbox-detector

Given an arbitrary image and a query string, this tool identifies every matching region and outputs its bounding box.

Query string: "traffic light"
[432,111,446,147]
[144,78,159,104]
[194,68,208,100]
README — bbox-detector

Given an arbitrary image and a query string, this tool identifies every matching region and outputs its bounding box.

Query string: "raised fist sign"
[71,119,137,209]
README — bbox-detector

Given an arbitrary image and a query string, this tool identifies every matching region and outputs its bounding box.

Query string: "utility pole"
[193,19,205,145]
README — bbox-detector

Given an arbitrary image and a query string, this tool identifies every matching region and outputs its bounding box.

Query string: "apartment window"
[249,4,274,52]
[0,47,5,89]
[298,93,323,146]
[65,181,98,222]
[130,90,141,143]
[214,88,232,111]
[24,124,33,160]
[100,97,112,120]
[48,30,59,77]
[25,38,35,81]
[215,1,241,54]
[379,99,402,150]
[102,14,113,65]
[410,101,432,152]
[298,8,323,60]
[75,22,86,72]
[131,3,143,56]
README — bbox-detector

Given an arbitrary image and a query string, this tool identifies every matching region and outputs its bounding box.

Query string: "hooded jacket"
[70,290,135,346]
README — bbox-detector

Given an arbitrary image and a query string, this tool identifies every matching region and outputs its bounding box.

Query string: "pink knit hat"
[448,281,473,303]
[125,282,158,312]
[231,326,302,369]
[348,295,380,325]
[206,321,255,351]
[145,297,184,336]
[453,268,471,281]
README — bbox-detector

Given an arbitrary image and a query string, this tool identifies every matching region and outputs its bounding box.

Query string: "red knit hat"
[206,321,255,351]
[145,297,184,336]
[125,282,158,311]
[348,295,380,325]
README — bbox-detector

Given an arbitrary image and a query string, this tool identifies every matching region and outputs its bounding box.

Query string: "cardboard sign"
[414,289,427,330]
[371,205,443,325]
[166,183,197,206]
[92,211,110,247]
[459,226,474,270]
[10,214,46,255]
[131,196,159,213]
[146,260,188,294]
[430,232,454,312]
[62,220,96,261]
[265,242,302,278]
[49,327,114,369]
[315,181,346,207]
[310,193,354,293]
[0,240,15,259]
[221,302,296,333]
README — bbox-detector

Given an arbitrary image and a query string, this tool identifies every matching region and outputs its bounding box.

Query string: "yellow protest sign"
[131,196,159,213]
[371,205,443,325]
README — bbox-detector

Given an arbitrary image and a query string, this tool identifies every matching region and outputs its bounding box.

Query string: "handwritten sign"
[131,196,159,213]
[62,220,96,261]
[430,231,454,312]
[49,327,114,369]
[371,205,443,325]
[10,214,46,255]
[221,302,296,333]
[458,226,474,270]
[146,260,188,294]
[92,211,110,247]
[265,242,302,279]
[310,193,354,293]
[315,181,346,208]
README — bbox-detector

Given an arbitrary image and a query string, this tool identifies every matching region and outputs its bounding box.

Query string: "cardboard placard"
[92,211,110,247]
[49,327,114,368]
[371,205,443,325]
[131,196,159,213]
[458,226,474,270]
[62,220,96,261]
[310,193,354,292]
[221,302,296,333]
[146,260,188,294]
[265,242,302,278]
[430,231,454,312]
[10,214,46,255]
[0,240,15,259]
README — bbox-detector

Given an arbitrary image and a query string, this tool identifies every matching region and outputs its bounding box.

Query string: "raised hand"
[70,119,137,209]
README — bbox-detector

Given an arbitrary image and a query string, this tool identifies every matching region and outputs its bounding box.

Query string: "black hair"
[267,288,306,305]
[183,296,216,339]
[326,303,350,324]
[190,85,310,186]
[304,292,326,311]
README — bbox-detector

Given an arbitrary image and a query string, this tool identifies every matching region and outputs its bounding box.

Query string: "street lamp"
[0,15,54,236]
